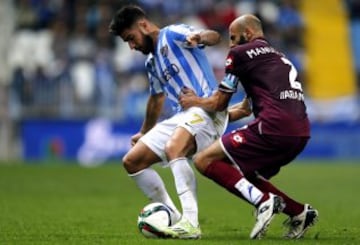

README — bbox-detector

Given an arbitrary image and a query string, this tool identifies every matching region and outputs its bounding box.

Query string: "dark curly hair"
[109,5,147,35]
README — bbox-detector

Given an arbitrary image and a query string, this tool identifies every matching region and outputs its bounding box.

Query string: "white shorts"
[140,107,229,167]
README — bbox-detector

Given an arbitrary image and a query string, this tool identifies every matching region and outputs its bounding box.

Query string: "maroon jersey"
[220,38,310,136]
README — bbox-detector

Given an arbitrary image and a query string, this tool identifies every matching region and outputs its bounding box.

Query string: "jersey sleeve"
[145,56,164,95]
[219,50,240,93]
[147,73,164,95]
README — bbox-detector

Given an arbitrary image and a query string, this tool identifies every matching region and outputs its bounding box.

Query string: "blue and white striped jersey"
[145,24,218,112]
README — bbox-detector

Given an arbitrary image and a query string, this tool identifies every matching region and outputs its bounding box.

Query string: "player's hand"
[239,97,252,116]
[184,33,201,48]
[228,97,252,122]
[179,87,198,109]
[131,132,144,147]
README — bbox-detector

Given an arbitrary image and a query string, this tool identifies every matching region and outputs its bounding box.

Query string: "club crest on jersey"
[225,55,234,69]
[160,45,168,57]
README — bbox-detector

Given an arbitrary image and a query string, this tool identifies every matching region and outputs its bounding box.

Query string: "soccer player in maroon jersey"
[179,14,318,239]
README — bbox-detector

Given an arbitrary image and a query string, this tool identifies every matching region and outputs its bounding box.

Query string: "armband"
[219,73,239,93]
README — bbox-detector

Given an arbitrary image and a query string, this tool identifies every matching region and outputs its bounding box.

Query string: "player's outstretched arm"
[198,30,221,46]
[185,30,221,47]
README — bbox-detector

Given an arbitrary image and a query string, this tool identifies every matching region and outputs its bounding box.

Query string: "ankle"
[256,193,270,207]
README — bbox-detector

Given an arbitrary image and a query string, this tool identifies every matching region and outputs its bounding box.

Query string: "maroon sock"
[203,160,249,203]
[257,192,270,207]
[249,175,304,216]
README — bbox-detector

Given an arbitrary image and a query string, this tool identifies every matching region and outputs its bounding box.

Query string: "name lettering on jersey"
[163,63,180,81]
[246,46,278,59]
[279,90,305,101]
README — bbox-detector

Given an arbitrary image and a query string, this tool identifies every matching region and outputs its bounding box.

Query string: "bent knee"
[193,154,208,174]
[122,154,141,174]
[122,154,132,172]
[164,142,176,160]
[164,140,195,160]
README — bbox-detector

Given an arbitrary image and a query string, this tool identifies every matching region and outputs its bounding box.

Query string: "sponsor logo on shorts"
[230,131,245,147]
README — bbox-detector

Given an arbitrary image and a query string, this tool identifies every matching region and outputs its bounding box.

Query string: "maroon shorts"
[221,123,309,179]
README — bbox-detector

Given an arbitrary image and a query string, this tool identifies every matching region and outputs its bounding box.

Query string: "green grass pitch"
[0,160,359,245]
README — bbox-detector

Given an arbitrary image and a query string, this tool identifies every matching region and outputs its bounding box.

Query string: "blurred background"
[0,0,359,165]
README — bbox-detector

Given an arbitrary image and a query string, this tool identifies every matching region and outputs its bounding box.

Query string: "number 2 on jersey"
[281,57,303,91]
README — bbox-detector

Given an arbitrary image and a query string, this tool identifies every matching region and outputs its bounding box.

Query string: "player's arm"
[186,30,221,47]
[141,62,166,134]
[131,93,165,146]
[179,88,231,112]
[179,68,239,112]
[185,30,221,47]
[227,97,252,122]
[179,88,251,122]
[140,93,165,133]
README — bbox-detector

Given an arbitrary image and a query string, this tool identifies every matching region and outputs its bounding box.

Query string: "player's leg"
[216,126,288,239]
[245,135,318,239]
[195,139,285,240]
[195,139,267,206]
[162,108,227,239]
[123,134,181,222]
[247,172,304,218]
[246,173,318,238]
[164,126,200,238]
[122,140,159,173]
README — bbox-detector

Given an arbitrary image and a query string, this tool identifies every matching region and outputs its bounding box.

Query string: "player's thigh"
[164,107,219,159]
[165,126,196,159]
[221,126,279,176]
[176,107,226,154]
[221,126,307,178]
[193,139,227,173]
[140,117,178,166]
[122,141,162,174]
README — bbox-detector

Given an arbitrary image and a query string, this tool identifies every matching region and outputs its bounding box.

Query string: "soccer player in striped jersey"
[109,5,233,239]
[179,14,318,239]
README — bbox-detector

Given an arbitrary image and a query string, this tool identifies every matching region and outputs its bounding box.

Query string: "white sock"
[169,157,198,227]
[129,168,181,220]
[234,178,264,205]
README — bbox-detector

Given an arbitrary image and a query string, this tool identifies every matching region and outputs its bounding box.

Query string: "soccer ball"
[137,202,176,238]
